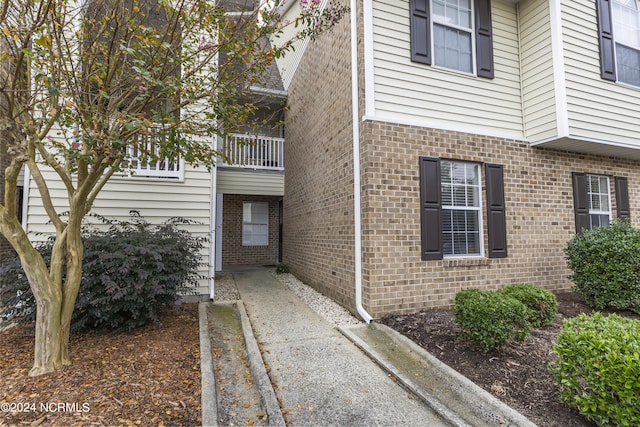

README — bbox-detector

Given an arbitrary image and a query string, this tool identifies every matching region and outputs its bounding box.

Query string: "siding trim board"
[549,0,569,137]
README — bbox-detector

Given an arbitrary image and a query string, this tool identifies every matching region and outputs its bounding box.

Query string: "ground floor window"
[242,202,269,246]
[572,172,629,233]
[419,157,507,260]
[587,174,611,229]
[440,160,482,256]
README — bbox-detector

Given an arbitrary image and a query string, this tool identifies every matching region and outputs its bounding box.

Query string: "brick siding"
[282,12,357,310]
[283,5,640,319]
[359,121,640,317]
[222,194,280,267]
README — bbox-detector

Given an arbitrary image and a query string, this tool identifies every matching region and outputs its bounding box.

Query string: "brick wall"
[222,194,280,267]
[359,122,640,317]
[282,10,358,310]
[283,4,640,319]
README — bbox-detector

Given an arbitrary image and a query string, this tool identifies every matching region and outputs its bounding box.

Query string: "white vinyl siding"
[561,0,640,147]
[24,163,212,295]
[371,0,523,138]
[518,0,558,141]
[217,170,284,196]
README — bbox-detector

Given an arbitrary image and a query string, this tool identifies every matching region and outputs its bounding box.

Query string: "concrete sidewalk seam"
[198,302,218,427]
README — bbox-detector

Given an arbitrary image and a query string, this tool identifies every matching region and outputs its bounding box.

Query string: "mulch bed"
[380,293,640,427]
[0,303,201,427]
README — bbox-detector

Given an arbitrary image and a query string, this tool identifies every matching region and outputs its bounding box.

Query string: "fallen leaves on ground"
[0,304,201,426]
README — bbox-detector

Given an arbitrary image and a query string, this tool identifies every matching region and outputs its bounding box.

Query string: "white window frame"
[242,202,269,246]
[440,160,484,257]
[587,174,612,229]
[612,0,640,86]
[431,0,476,75]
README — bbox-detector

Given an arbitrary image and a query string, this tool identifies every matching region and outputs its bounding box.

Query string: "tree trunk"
[30,294,64,376]
[8,226,68,376]
[59,221,83,366]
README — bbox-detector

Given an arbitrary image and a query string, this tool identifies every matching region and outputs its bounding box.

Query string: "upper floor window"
[612,0,640,86]
[597,0,640,85]
[432,0,474,73]
[409,0,494,78]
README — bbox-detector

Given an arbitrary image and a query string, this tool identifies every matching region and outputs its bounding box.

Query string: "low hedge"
[497,283,558,327]
[453,288,531,352]
[566,220,640,313]
[549,312,640,427]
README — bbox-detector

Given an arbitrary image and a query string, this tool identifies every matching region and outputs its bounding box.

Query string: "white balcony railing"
[219,134,284,171]
[123,126,184,180]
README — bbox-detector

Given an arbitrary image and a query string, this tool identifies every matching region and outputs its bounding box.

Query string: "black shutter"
[485,164,507,258]
[572,173,590,233]
[596,0,616,81]
[474,0,494,79]
[410,0,431,65]
[419,157,443,260]
[615,176,631,220]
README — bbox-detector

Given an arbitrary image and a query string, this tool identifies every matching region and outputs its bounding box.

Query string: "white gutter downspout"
[351,0,373,324]
[209,137,218,301]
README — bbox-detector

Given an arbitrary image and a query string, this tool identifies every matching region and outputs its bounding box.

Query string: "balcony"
[218,134,284,171]
[123,126,184,180]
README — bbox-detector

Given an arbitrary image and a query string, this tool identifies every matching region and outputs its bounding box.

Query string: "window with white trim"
[242,202,269,246]
[440,160,482,256]
[432,0,474,73]
[612,0,640,86]
[587,174,612,229]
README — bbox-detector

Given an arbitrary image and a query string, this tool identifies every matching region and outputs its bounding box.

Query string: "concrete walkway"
[234,270,449,427]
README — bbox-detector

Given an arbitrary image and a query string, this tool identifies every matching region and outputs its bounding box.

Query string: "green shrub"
[565,220,640,313]
[453,289,531,352]
[497,283,558,327]
[275,263,289,274]
[549,312,640,427]
[0,212,204,333]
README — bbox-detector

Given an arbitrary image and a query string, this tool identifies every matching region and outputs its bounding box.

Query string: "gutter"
[351,0,373,324]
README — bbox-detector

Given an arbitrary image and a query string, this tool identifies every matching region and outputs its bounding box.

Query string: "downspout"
[351,0,373,323]
[209,137,218,301]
